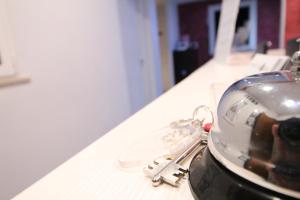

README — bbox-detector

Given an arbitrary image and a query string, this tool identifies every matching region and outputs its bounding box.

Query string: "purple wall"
[178,0,280,66]
[257,0,280,48]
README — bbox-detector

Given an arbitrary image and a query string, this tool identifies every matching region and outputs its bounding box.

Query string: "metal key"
[143,133,207,187]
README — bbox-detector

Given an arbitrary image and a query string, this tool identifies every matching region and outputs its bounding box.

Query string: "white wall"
[138,0,164,101]
[118,0,164,113]
[0,0,131,199]
[118,0,147,113]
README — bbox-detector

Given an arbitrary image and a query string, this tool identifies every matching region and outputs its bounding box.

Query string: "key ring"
[118,105,214,170]
[192,105,214,133]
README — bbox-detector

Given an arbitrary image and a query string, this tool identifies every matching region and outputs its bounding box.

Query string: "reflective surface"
[189,149,298,200]
[215,71,300,195]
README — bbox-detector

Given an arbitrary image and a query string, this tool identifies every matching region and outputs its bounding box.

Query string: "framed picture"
[208,0,257,55]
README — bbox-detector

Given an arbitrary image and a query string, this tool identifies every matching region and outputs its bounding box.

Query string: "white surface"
[0,1,135,199]
[214,0,240,62]
[13,59,250,200]
[249,53,290,74]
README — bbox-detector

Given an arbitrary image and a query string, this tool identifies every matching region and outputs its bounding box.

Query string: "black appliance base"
[188,149,298,200]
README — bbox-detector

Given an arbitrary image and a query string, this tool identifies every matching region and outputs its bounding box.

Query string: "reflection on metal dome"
[211,70,300,197]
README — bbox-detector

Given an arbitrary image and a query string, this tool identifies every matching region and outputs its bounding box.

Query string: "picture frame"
[208,0,257,55]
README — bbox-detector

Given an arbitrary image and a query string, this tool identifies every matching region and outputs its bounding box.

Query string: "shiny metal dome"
[209,70,300,198]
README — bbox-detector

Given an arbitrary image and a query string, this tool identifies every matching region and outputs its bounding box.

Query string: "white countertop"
[13,58,252,200]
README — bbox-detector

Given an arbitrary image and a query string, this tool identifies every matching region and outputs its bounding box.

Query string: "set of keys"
[144,133,207,187]
[143,105,213,187]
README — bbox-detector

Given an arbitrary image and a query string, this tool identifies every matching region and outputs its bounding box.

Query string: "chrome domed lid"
[209,61,300,198]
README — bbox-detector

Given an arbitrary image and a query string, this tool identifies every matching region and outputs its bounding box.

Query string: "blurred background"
[0,0,299,199]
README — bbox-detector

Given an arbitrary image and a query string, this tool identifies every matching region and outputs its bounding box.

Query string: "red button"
[203,123,212,132]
